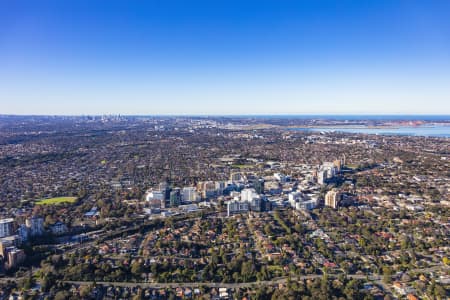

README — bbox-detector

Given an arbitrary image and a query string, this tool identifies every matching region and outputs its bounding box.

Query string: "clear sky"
[1,0,450,115]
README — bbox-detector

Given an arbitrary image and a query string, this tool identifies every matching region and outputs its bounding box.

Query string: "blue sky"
[1,0,450,115]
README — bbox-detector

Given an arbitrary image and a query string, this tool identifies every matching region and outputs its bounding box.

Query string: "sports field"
[35,197,77,205]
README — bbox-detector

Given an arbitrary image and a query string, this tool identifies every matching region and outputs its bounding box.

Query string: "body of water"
[290,125,450,137]
[231,115,450,121]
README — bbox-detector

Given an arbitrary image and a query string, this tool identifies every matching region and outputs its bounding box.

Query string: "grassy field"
[35,196,77,205]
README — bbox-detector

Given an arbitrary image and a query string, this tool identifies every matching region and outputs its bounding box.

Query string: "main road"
[60,265,448,289]
[63,274,362,289]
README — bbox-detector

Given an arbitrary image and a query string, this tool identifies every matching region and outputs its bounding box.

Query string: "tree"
[433,284,446,299]
[54,291,70,300]
[264,224,272,236]
[131,261,143,277]
[133,288,144,300]
[382,266,393,284]
[320,273,330,298]
[294,223,305,234]
[168,293,176,300]
[21,271,35,290]
[79,285,92,298]
[343,279,360,299]
[241,261,255,282]
[41,272,56,292]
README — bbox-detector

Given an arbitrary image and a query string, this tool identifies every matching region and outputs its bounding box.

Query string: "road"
[60,265,448,289]
[63,274,357,289]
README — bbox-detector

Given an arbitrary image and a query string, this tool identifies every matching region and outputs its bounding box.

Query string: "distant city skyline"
[1,1,450,115]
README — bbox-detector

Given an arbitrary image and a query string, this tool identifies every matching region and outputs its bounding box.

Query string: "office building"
[146,190,164,202]
[252,178,265,195]
[0,218,14,238]
[26,216,44,237]
[169,188,181,207]
[227,200,249,216]
[230,172,244,182]
[288,192,303,206]
[17,224,28,242]
[50,222,68,235]
[2,246,25,269]
[295,199,317,210]
[197,181,218,199]
[317,169,328,185]
[273,173,287,183]
[241,188,259,201]
[182,187,200,202]
[325,190,341,209]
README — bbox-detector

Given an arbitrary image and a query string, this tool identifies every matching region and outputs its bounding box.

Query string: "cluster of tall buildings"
[0,216,44,242]
[144,156,348,217]
[146,182,203,211]
[0,215,44,271]
[145,176,273,216]
[226,188,271,216]
[146,179,241,211]
[196,181,225,199]
[316,157,345,185]
[288,191,318,211]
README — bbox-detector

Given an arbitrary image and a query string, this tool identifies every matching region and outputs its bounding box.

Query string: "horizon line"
[1,113,450,117]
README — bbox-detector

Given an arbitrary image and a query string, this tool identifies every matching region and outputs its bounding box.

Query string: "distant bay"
[289,125,450,137]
